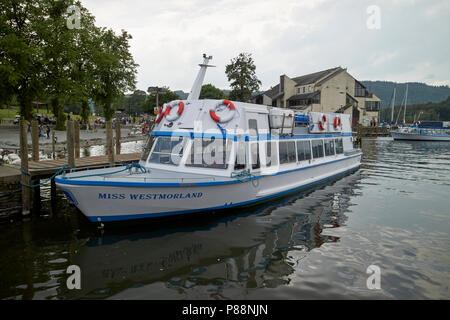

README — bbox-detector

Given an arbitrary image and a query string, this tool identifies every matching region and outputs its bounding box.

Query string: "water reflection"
[0,169,360,300]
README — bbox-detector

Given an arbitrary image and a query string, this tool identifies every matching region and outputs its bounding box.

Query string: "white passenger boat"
[390,121,450,141]
[55,55,362,223]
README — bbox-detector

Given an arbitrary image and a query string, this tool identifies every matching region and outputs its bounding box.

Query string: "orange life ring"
[319,121,325,130]
[334,116,341,128]
[210,99,236,123]
[165,101,184,122]
[155,106,166,123]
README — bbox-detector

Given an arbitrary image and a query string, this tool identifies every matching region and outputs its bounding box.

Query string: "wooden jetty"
[0,119,144,216]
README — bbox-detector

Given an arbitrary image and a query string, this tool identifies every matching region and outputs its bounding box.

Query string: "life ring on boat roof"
[164,101,185,122]
[319,120,325,131]
[155,105,167,123]
[322,114,327,123]
[333,116,341,128]
[209,99,236,124]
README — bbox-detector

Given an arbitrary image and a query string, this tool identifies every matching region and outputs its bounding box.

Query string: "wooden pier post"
[74,120,80,158]
[106,120,115,163]
[115,121,121,155]
[31,120,39,161]
[20,119,31,216]
[67,120,75,168]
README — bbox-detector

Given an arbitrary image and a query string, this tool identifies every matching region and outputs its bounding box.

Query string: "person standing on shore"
[46,125,51,139]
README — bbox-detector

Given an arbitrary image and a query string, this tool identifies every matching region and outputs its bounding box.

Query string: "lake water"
[0,138,449,300]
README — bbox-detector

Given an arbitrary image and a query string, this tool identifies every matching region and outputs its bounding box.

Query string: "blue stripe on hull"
[86,165,360,222]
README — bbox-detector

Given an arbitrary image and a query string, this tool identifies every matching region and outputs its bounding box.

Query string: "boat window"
[234,140,246,170]
[148,136,188,165]
[265,141,278,167]
[186,137,232,169]
[279,140,296,164]
[324,139,335,156]
[312,139,324,159]
[249,119,258,137]
[296,140,311,161]
[251,142,260,170]
[140,135,155,161]
[335,138,344,154]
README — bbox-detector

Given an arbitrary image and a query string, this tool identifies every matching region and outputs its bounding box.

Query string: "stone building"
[253,67,380,126]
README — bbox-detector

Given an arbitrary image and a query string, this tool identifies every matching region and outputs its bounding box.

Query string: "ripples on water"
[0,138,449,300]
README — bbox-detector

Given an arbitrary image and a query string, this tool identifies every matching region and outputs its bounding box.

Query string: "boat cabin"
[139,99,354,178]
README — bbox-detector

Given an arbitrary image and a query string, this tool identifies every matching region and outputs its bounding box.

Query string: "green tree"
[80,100,91,125]
[0,0,45,120]
[199,84,227,99]
[141,90,180,114]
[225,53,261,102]
[92,28,138,121]
[125,90,147,114]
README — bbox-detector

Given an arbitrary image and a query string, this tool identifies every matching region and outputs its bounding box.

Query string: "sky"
[81,0,450,93]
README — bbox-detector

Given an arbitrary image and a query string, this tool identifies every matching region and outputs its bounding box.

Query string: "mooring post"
[52,131,56,159]
[115,121,121,155]
[106,120,115,163]
[20,119,31,216]
[31,120,39,161]
[74,120,80,158]
[67,120,75,168]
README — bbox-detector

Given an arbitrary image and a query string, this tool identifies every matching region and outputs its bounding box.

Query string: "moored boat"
[390,121,450,141]
[55,55,362,223]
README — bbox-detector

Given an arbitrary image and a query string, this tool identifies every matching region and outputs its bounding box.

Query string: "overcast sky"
[81,0,450,93]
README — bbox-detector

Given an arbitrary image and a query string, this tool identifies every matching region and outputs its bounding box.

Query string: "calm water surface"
[0,138,449,299]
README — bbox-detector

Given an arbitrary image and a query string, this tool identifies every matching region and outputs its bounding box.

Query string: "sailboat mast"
[403,84,408,124]
[391,87,396,123]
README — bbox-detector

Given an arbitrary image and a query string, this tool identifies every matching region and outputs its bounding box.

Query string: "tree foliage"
[141,90,180,114]
[225,53,261,102]
[199,84,227,100]
[0,0,138,126]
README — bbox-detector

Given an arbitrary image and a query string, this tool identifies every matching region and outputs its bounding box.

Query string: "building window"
[365,101,380,111]
[355,81,368,97]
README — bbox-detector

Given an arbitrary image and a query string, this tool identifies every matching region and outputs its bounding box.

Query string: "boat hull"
[391,132,450,141]
[56,154,361,222]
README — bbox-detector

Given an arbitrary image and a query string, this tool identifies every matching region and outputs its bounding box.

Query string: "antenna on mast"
[187,54,216,101]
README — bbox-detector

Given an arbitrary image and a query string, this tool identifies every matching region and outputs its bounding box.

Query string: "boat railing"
[98,175,219,183]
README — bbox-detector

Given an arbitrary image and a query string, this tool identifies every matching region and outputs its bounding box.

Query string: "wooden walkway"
[0,153,141,183]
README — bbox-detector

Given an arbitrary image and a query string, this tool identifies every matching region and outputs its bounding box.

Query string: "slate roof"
[292,67,342,86]
[287,91,320,101]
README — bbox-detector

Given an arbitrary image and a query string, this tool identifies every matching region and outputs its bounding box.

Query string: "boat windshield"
[148,136,189,165]
[185,137,233,169]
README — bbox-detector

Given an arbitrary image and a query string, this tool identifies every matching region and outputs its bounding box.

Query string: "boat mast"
[403,84,408,124]
[187,54,215,101]
[390,87,396,123]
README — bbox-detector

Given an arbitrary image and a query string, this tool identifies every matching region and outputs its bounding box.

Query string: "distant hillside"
[378,96,450,122]
[173,90,188,99]
[361,81,450,108]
